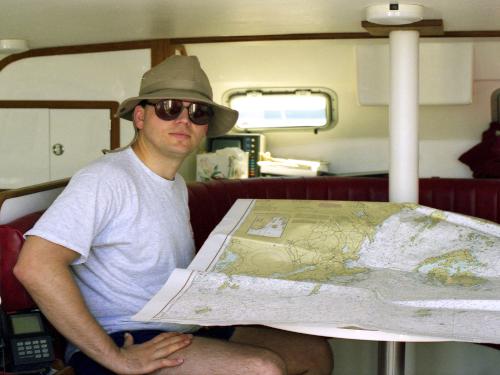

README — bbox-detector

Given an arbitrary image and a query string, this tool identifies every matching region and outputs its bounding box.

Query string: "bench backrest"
[187,177,500,250]
[2,176,500,310]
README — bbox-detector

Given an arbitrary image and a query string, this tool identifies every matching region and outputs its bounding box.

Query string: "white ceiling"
[1,0,500,50]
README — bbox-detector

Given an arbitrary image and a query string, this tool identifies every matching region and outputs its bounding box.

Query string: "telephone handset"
[0,308,55,372]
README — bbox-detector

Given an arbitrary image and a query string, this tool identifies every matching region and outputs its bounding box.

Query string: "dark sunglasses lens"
[189,103,213,125]
[155,100,183,120]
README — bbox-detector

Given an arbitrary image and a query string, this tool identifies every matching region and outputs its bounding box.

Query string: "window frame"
[222,87,338,132]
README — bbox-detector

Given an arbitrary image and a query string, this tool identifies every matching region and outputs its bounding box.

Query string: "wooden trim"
[171,45,188,56]
[151,41,187,65]
[0,178,70,213]
[171,33,379,44]
[150,39,172,66]
[0,100,117,109]
[109,102,120,150]
[0,39,163,72]
[1,29,500,70]
[0,34,378,72]
[0,100,120,149]
[444,31,500,38]
[170,29,500,44]
[361,20,444,37]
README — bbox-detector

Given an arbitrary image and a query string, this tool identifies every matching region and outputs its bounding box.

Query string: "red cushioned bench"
[187,177,500,250]
[1,176,500,366]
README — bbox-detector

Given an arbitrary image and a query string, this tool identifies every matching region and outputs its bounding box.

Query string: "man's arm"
[13,236,192,374]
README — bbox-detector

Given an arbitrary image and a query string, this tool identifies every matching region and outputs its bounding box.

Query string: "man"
[15,55,333,374]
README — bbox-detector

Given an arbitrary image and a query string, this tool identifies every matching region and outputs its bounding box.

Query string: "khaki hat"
[117,55,238,137]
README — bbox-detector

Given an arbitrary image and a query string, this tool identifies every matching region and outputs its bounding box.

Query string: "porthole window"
[223,88,337,132]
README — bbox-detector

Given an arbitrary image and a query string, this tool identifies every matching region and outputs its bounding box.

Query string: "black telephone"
[0,308,55,373]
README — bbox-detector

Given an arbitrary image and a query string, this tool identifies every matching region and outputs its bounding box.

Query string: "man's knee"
[250,348,287,375]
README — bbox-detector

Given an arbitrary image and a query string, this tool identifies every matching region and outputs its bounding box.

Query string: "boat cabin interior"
[1,1,500,374]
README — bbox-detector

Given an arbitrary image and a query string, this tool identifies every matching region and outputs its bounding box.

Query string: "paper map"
[133,199,500,343]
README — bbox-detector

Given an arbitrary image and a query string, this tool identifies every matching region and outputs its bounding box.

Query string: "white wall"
[0,48,197,181]
[3,39,499,181]
[0,49,149,148]
[187,39,500,179]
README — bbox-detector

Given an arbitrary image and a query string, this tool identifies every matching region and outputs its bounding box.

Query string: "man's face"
[133,100,209,160]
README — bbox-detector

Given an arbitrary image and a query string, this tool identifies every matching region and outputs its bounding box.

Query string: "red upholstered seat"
[0,211,69,365]
[1,176,500,355]
[0,211,43,312]
[187,177,500,251]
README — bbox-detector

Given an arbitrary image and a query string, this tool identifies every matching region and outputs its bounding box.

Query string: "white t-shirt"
[26,148,198,356]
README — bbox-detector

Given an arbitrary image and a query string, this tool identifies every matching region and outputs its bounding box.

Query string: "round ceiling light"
[366,4,424,25]
[0,39,29,54]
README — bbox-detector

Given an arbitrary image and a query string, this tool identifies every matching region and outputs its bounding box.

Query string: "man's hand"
[115,332,193,374]
[15,237,193,374]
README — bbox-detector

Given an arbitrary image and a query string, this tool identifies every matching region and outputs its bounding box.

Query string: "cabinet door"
[49,109,110,180]
[0,108,50,188]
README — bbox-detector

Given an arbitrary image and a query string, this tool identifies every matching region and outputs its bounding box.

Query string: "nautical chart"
[133,199,500,344]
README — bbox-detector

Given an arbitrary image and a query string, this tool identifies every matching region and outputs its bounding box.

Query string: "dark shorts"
[68,327,236,375]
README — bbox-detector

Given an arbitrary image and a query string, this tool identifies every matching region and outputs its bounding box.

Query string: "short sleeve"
[26,170,118,264]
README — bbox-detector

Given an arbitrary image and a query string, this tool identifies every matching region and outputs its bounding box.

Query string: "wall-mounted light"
[366,3,424,25]
[0,39,29,55]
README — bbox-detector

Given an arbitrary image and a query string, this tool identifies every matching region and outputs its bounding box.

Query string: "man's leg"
[230,326,334,375]
[70,328,331,375]
[159,326,333,375]
[69,330,286,375]
[158,335,287,375]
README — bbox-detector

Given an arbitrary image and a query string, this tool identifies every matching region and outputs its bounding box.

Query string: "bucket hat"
[117,55,238,138]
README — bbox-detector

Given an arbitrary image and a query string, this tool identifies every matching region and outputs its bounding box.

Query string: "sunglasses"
[146,99,214,125]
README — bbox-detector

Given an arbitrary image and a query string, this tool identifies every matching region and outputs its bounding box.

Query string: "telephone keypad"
[11,335,54,365]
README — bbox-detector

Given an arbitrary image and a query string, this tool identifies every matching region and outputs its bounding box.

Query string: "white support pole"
[379,29,420,375]
[378,341,406,375]
[389,30,420,203]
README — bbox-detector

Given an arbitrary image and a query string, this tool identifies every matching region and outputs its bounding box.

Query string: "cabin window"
[224,88,337,132]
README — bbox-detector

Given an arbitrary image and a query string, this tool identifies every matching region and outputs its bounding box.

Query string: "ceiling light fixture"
[366,3,424,25]
[0,39,29,55]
